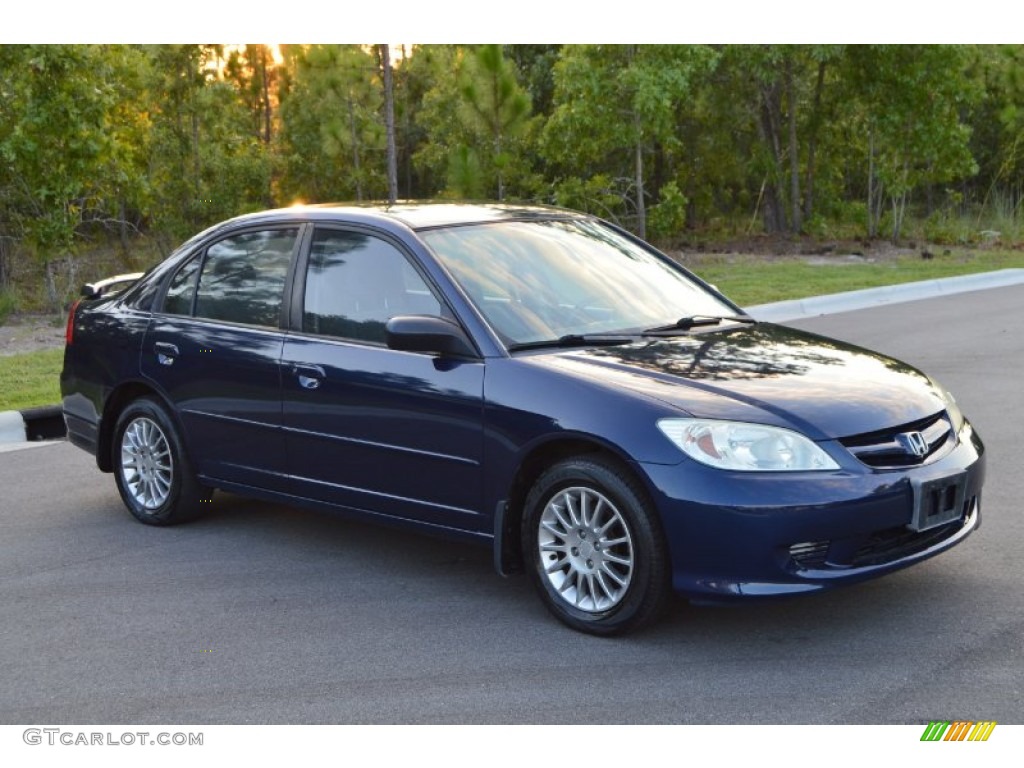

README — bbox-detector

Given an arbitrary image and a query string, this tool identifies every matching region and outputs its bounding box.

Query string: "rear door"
[142,226,301,490]
[281,226,487,532]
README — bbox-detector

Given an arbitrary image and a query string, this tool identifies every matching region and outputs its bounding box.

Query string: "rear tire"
[112,397,210,526]
[522,456,670,635]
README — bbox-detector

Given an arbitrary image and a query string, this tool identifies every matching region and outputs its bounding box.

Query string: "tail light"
[65,300,81,346]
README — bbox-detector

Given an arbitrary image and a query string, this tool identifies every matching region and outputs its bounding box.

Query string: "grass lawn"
[690,248,1024,306]
[1,247,1023,413]
[0,347,63,411]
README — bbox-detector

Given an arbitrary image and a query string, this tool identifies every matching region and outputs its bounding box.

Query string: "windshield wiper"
[641,314,756,335]
[507,334,637,352]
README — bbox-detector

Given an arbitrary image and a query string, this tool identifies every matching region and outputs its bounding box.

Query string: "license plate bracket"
[909,473,967,532]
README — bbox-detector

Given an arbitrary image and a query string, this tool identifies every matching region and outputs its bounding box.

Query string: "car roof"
[222,202,588,232]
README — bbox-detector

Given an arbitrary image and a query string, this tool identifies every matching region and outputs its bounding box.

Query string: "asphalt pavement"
[0,285,1021,724]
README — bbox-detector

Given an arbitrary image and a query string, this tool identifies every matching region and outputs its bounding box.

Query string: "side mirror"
[385,315,478,358]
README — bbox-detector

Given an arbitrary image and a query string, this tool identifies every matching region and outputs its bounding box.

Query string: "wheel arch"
[494,434,658,576]
[97,381,180,472]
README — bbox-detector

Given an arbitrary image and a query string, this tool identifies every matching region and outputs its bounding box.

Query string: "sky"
[2,1,1018,44]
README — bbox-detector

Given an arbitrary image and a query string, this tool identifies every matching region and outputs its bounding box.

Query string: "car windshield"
[420,218,736,347]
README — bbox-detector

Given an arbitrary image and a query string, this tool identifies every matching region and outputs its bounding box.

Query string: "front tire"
[522,456,670,635]
[113,397,210,526]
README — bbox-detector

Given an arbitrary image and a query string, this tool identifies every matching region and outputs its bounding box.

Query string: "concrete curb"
[0,405,65,445]
[0,410,25,444]
[746,268,1024,323]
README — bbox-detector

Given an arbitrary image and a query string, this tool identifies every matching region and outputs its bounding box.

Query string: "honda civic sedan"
[61,203,986,634]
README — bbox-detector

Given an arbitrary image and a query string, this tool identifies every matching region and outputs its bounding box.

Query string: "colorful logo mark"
[920,721,997,742]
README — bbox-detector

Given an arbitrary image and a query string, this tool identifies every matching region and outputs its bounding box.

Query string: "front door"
[281,227,486,532]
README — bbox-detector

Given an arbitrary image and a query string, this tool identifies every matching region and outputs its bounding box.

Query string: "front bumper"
[641,421,986,601]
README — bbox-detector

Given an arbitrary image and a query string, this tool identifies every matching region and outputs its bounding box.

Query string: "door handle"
[292,363,325,390]
[154,342,179,366]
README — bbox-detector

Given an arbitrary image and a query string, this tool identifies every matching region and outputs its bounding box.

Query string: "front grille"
[840,411,954,468]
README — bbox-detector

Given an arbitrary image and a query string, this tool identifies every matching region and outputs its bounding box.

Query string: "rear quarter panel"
[61,301,151,460]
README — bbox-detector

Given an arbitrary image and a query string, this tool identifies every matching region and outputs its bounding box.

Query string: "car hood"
[527,323,948,440]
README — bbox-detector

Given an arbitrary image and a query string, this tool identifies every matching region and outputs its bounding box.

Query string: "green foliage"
[0,45,162,309]
[224,45,276,144]
[144,45,272,245]
[506,45,560,117]
[842,45,979,239]
[455,44,533,200]
[416,45,537,200]
[552,175,628,223]
[459,45,531,145]
[542,45,716,235]
[446,145,485,199]
[965,46,1024,225]
[276,45,385,203]
[0,46,120,254]
[0,286,18,324]
[648,181,689,241]
[698,45,862,235]
[3,42,1024,314]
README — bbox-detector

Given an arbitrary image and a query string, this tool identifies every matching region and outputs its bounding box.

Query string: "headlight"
[932,380,964,432]
[657,418,839,472]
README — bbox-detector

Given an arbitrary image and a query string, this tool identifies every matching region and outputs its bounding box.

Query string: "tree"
[506,45,560,119]
[0,45,148,309]
[709,45,843,235]
[276,45,385,203]
[224,45,276,147]
[415,45,536,200]
[457,45,531,200]
[965,45,1024,223]
[1,42,1016,309]
[543,45,716,238]
[143,45,272,248]
[843,45,978,239]
[378,45,398,204]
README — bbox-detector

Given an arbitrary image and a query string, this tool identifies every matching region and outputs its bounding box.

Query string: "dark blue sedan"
[61,204,986,634]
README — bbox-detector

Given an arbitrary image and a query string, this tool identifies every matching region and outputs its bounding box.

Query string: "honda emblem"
[898,431,929,458]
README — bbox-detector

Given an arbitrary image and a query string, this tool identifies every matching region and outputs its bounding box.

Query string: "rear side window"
[303,229,443,343]
[192,229,298,328]
[163,257,201,316]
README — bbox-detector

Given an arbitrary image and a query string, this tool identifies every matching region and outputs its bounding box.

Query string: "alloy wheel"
[120,417,174,510]
[537,486,635,612]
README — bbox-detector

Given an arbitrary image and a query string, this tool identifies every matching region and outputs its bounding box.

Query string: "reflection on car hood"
[528,323,947,440]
